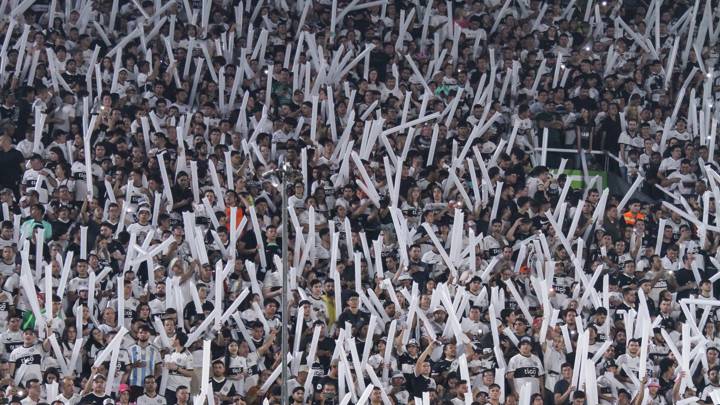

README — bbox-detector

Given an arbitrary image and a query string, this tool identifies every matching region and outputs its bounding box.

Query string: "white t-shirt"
[507,353,544,395]
[163,350,193,392]
[9,344,44,385]
[136,393,168,405]
[667,171,697,195]
[658,157,681,174]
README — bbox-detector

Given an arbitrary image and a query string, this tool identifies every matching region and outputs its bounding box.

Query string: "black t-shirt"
[316,336,335,368]
[171,185,193,212]
[336,309,369,329]
[675,268,697,299]
[0,148,24,190]
[407,373,435,398]
[80,392,113,405]
[616,272,638,288]
[553,379,571,405]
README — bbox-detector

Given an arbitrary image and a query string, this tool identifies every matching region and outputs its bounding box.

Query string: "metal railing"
[532,147,623,174]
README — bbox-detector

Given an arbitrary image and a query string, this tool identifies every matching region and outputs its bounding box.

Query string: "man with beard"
[701,367,720,404]
[128,326,163,401]
[483,219,506,258]
[148,281,168,318]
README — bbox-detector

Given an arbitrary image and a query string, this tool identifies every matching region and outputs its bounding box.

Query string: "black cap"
[518,337,533,346]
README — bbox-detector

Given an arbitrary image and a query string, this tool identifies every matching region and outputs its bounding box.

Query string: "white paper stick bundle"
[93,327,128,367]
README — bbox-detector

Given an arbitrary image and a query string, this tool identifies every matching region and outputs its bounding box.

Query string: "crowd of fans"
[0,0,717,404]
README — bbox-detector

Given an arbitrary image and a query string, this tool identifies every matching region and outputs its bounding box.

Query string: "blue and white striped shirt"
[127,343,162,387]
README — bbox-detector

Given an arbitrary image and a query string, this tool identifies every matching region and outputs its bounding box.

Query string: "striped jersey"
[127,342,162,387]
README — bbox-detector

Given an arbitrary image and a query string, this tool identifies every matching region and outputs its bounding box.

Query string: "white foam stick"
[403,53,433,94]
[188,58,205,108]
[335,44,375,81]
[104,339,124,396]
[180,214,199,261]
[561,200,584,244]
[539,128,549,166]
[115,275,126,329]
[379,318,398,382]
[25,49,40,85]
[350,153,382,206]
[212,261,224,329]
[184,281,203,318]
[346,337,366,391]
[682,0,700,64]
[590,188,609,224]
[571,330,589,387]
[55,251,74,300]
[676,397,701,405]
[490,0,511,33]
[295,0,311,38]
[74,223,87,261]
[363,365,392,405]
[200,198,219,231]
[660,328,692,385]
[638,320,650,379]
[106,26,142,57]
[31,107,46,154]
[306,94,319,142]
[421,223,458,277]
[206,160,225,210]
[225,314,256,355]
[48,334,70,376]
[14,23,30,79]
[465,159,482,208]
[92,327,127,367]
[261,64,273,109]
[353,383,374,405]
[247,206,267,269]
[616,175,644,213]
[361,314,377,366]
[516,381,535,405]
[10,0,33,18]
[679,298,720,307]
[1,203,7,224]
[0,19,16,61]
[329,0,338,37]
[653,218,668,256]
[129,236,176,268]
[460,114,501,164]
[505,281,532,323]
[292,309,304,374]
[185,160,200,205]
[489,181,503,222]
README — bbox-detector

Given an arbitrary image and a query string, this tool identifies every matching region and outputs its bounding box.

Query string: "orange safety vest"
[622,211,645,226]
[225,206,245,232]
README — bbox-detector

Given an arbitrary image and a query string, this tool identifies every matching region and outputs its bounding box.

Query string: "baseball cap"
[518,337,533,346]
[407,339,419,347]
